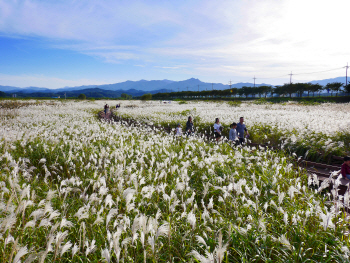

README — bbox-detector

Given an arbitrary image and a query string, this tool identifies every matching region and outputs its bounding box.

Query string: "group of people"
[214,116,249,144]
[104,103,121,115]
[176,116,194,136]
[175,116,249,145]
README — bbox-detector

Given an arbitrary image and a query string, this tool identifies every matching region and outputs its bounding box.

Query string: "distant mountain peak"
[0,76,347,94]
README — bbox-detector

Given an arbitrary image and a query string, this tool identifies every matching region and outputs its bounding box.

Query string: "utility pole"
[288,71,293,84]
[344,63,349,86]
[253,76,256,87]
[229,80,232,89]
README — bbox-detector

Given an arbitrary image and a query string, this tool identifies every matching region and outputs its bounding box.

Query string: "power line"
[250,66,344,81]
[292,67,343,76]
[258,74,290,80]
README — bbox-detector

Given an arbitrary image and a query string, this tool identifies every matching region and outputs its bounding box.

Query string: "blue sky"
[1,0,350,89]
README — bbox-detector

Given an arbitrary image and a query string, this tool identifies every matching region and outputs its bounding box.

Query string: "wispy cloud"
[0,0,350,87]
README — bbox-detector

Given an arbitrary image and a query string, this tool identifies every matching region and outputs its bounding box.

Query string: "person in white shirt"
[175,123,182,136]
[214,118,222,142]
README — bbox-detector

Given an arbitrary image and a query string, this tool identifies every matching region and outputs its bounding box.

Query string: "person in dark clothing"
[236,117,249,145]
[341,156,350,180]
[186,116,194,136]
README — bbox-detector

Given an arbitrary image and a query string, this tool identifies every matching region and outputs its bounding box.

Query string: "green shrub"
[253,98,270,105]
[78,93,86,100]
[141,93,152,100]
[227,100,242,107]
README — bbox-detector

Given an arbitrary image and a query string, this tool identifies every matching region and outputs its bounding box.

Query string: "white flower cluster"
[0,100,349,262]
[115,100,350,135]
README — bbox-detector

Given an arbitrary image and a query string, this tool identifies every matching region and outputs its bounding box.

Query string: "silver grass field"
[0,99,350,262]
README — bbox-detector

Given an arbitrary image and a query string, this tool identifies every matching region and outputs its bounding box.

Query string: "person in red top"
[341,156,350,180]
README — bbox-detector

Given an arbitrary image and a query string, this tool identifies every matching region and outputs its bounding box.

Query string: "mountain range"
[0,76,348,98]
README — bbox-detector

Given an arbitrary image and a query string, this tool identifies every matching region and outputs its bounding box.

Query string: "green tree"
[121,93,132,99]
[257,86,272,98]
[231,88,238,97]
[344,83,350,94]
[250,87,256,98]
[140,93,152,100]
[0,91,6,98]
[237,88,244,98]
[325,82,343,96]
[78,93,86,100]
[256,86,263,98]
[282,84,292,98]
[274,86,287,97]
[293,83,307,97]
[308,83,323,97]
[241,86,252,98]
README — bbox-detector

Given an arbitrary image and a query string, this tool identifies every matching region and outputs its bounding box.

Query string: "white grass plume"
[13,245,28,263]
[60,241,72,257]
[101,248,111,263]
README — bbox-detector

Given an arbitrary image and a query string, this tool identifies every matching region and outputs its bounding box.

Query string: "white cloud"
[0,0,182,42]
[1,0,350,85]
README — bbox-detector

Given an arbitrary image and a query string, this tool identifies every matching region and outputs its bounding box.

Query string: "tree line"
[153,82,350,99]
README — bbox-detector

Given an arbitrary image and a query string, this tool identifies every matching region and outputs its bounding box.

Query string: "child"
[341,156,350,180]
[229,122,237,143]
[214,118,222,142]
[175,123,182,136]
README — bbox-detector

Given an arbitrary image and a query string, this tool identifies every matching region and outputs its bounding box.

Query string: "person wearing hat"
[341,156,350,180]
[176,123,182,136]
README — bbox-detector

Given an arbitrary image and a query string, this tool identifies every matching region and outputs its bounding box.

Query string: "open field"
[116,100,350,161]
[0,100,350,262]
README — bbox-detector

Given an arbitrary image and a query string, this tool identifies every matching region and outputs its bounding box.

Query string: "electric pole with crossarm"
[288,71,293,84]
[344,63,349,86]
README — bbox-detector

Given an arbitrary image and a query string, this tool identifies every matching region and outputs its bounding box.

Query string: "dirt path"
[98,110,113,121]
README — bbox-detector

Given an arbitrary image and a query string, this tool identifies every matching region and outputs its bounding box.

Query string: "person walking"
[186,116,194,136]
[214,118,222,142]
[236,117,249,144]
